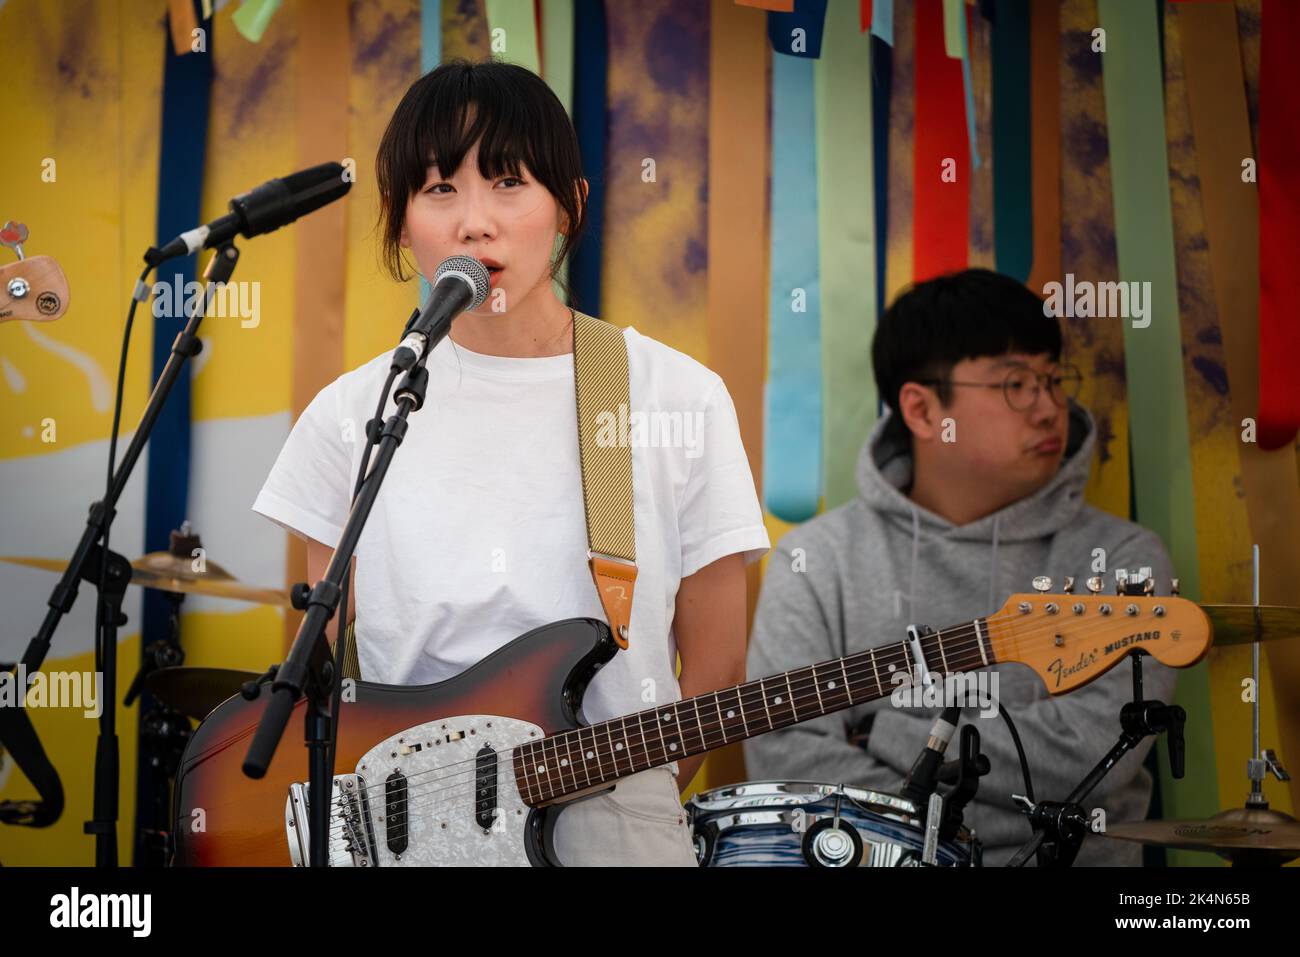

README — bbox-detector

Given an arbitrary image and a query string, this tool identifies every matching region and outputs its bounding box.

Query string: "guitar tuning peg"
[1114,568,1129,594]
[1062,576,1075,594]
[1170,578,1180,597]
[0,221,29,262]
[1085,576,1103,594]
[1031,575,1052,593]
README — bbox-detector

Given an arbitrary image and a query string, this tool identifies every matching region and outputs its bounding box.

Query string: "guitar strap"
[571,308,637,652]
[340,307,637,680]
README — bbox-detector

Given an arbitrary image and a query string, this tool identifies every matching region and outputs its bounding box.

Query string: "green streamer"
[817,0,877,510]
[1097,0,1216,866]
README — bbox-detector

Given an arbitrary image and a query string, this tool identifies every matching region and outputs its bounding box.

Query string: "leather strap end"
[589,555,637,650]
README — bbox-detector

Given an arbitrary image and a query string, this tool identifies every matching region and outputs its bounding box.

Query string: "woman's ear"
[559,178,589,236]
[399,225,410,249]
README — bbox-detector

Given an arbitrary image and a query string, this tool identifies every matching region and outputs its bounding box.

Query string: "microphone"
[145,163,351,266]
[900,705,961,807]
[391,255,491,371]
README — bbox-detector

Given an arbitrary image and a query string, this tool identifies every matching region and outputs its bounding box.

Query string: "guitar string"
[317,606,1189,843]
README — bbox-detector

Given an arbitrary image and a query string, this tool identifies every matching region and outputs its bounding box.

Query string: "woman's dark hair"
[375,58,587,283]
[872,268,1062,417]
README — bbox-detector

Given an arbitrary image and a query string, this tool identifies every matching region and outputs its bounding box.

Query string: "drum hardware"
[1104,545,1300,866]
[1008,650,1185,867]
[127,523,208,867]
[800,790,864,867]
[144,668,264,722]
[936,724,989,842]
[900,722,990,868]
[918,792,945,865]
[896,692,990,848]
[1008,569,1187,867]
[687,781,980,867]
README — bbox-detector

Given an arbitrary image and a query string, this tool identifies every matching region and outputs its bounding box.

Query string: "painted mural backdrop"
[1,0,1295,866]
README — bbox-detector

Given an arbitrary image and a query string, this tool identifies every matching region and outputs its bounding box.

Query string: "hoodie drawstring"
[909,507,920,617]
[988,514,1001,613]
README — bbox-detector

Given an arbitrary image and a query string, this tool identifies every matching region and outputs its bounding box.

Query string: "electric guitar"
[0,221,69,323]
[171,583,1210,866]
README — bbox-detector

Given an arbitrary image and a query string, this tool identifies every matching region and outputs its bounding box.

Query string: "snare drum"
[686,781,980,867]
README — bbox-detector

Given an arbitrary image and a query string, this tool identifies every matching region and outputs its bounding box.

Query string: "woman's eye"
[498,176,524,187]
[425,183,453,194]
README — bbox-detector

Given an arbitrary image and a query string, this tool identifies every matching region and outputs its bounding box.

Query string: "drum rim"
[687,779,979,851]
[688,779,916,817]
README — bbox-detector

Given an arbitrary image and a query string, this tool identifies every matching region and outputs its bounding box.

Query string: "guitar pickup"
[385,769,408,855]
[475,744,498,832]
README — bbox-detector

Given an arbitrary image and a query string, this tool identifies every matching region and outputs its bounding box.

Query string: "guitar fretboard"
[513,618,997,805]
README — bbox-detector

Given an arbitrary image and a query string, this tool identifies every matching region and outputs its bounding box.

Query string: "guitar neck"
[515,616,997,805]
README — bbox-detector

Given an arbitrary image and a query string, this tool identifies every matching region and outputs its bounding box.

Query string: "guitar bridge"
[285,773,377,867]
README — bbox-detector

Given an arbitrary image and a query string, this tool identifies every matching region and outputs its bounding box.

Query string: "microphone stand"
[10,242,239,866]
[242,349,432,867]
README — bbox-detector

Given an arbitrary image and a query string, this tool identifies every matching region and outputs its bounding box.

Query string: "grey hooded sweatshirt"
[744,403,1177,866]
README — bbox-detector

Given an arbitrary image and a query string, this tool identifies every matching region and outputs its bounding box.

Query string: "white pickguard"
[286,715,547,866]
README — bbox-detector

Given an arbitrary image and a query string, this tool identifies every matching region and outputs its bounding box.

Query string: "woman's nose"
[456,187,498,242]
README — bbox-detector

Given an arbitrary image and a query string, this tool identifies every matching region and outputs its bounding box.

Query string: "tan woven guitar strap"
[339,308,636,679]
[571,308,637,651]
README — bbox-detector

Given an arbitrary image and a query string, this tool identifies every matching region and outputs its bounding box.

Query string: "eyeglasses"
[916,364,1083,412]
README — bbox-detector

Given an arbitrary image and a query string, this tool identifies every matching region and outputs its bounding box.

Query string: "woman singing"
[252,59,769,865]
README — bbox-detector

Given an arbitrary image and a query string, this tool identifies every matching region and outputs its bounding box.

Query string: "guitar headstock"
[0,221,69,323]
[984,571,1212,695]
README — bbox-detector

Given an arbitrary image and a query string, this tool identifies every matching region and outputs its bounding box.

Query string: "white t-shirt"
[252,325,770,726]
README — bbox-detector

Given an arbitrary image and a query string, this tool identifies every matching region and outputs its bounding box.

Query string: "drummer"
[743,268,1178,866]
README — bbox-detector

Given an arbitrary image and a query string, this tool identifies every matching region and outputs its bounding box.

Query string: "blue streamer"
[872,0,894,46]
[569,0,607,315]
[763,52,822,522]
[960,1,980,169]
[767,0,829,59]
[418,0,441,306]
[992,0,1032,281]
[140,0,212,843]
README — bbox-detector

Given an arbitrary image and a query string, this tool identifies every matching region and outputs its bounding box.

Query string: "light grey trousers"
[550,767,700,866]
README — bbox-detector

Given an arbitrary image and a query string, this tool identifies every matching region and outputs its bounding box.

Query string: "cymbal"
[146,667,262,721]
[1104,806,1300,865]
[134,548,237,583]
[1203,605,1300,647]
[0,554,291,607]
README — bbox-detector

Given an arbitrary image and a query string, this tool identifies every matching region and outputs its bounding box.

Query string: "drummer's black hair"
[873,269,1062,425]
[376,58,588,284]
